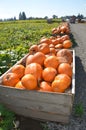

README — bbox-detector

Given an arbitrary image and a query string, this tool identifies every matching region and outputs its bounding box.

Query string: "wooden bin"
[0,50,75,123]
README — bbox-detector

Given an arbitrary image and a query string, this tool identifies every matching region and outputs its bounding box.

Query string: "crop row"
[0,20,61,76]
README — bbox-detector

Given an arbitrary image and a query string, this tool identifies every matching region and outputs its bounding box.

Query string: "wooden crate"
[0,50,75,123]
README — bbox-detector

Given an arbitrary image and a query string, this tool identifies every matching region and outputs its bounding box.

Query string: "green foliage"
[0,104,15,130]
[74,103,84,117]
[40,123,50,130]
[0,19,61,76]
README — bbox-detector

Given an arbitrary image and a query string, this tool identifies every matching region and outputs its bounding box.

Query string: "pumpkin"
[2,72,19,87]
[57,63,72,77]
[42,67,57,82]
[38,43,50,54]
[49,48,56,55]
[39,81,52,92]
[39,37,50,44]
[44,56,59,69]
[26,52,46,66]
[55,44,63,49]
[25,63,43,80]
[57,49,73,64]
[63,40,72,48]
[29,45,38,54]
[49,44,55,48]
[52,74,71,92]
[45,53,55,58]
[61,35,69,42]
[52,28,57,34]
[15,81,25,89]
[60,26,66,33]
[21,74,37,90]
[51,39,60,45]
[11,64,25,79]
[56,56,69,64]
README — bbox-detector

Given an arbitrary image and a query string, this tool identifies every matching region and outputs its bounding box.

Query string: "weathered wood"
[0,91,72,115]
[0,50,75,123]
[2,104,70,123]
[0,86,73,106]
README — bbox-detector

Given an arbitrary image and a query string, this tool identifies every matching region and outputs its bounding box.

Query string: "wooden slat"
[71,50,75,95]
[0,94,72,116]
[0,86,73,106]
[3,104,70,123]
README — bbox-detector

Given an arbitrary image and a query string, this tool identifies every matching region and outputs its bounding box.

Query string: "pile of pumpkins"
[2,23,73,93]
[52,22,70,35]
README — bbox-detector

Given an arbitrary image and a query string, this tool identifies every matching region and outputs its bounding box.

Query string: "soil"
[16,23,86,130]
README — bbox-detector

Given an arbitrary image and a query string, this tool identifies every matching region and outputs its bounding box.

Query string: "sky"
[0,0,86,19]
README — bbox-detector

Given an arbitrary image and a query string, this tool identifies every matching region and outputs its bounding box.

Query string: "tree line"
[0,11,85,22]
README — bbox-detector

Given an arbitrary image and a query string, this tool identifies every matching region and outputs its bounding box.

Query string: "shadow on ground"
[17,116,43,130]
[74,56,86,106]
[70,33,78,48]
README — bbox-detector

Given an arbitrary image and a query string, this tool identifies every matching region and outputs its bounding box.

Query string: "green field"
[0,19,61,76]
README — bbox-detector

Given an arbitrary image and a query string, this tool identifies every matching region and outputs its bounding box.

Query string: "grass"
[0,104,15,130]
[74,102,84,117]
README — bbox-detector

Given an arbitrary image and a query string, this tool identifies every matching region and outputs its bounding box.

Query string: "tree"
[77,13,84,19]
[19,12,27,20]
[44,16,48,19]
[19,12,22,20]
[14,17,16,20]
[22,12,26,20]
[52,15,58,19]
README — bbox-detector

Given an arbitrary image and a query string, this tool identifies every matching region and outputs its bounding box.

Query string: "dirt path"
[18,23,86,130]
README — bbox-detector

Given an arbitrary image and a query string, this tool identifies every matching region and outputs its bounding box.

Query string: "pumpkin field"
[0,19,61,76]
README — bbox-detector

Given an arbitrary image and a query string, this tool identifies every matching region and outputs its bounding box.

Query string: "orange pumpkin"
[11,64,25,79]
[60,26,66,33]
[57,49,73,64]
[56,56,69,64]
[42,67,57,82]
[21,74,37,90]
[44,56,59,69]
[39,37,50,44]
[2,72,19,87]
[52,74,71,92]
[26,52,46,66]
[29,45,38,54]
[55,44,63,49]
[39,81,52,92]
[49,48,56,55]
[38,43,50,54]
[15,81,25,89]
[61,35,69,42]
[57,63,72,77]
[63,40,72,48]
[49,44,55,48]
[25,63,43,80]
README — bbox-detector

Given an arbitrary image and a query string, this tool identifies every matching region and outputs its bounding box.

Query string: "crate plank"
[3,104,70,123]
[0,86,73,106]
[0,93,72,115]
